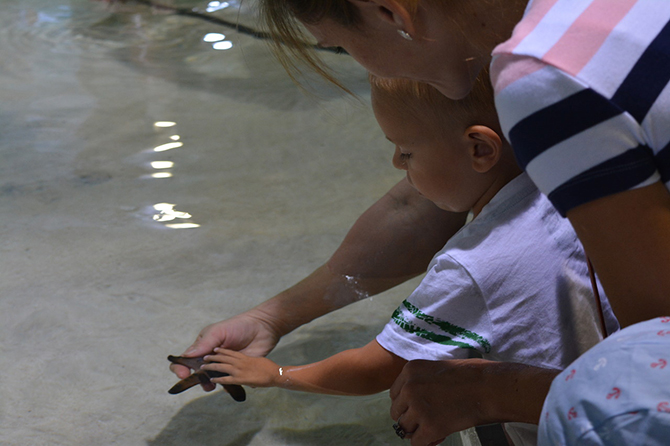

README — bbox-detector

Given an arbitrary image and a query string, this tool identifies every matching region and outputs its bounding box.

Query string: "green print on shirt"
[392,300,492,353]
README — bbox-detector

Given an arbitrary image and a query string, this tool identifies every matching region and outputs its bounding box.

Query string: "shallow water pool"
[0,1,479,445]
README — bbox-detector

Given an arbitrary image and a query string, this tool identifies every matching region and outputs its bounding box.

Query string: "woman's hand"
[169,311,282,391]
[202,348,281,388]
[389,359,559,446]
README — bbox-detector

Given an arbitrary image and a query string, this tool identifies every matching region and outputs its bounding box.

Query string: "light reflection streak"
[150,172,173,178]
[154,142,183,152]
[151,161,174,169]
[154,121,176,128]
[153,203,192,222]
[165,223,201,229]
[144,123,199,229]
[203,33,225,42]
[206,1,230,12]
[212,41,233,51]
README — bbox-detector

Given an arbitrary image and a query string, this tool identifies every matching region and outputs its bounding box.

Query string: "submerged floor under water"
[0,1,480,445]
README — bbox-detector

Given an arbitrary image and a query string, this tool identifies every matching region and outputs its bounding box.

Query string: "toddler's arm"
[202,339,407,396]
[171,179,466,387]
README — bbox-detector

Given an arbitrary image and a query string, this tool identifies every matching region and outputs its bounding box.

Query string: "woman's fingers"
[390,359,480,445]
[392,412,419,441]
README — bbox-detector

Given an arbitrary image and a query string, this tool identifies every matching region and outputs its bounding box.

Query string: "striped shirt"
[491,0,670,216]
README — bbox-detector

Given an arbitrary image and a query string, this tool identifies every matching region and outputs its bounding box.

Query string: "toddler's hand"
[202,348,281,388]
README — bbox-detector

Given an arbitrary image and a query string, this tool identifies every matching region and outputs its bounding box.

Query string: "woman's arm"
[567,182,670,327]
[203,339,407,396]
[171,179,467,382]
[252,178,468,338]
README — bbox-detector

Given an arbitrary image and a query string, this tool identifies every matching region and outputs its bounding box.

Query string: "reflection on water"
[152,202,199,228]
[154,121,176,127]
[205,1,232,13]
[202,31,233,51]
[152,203,192,221]
[153,141,183,152]
[147,120,190,226]
[212,40,232,50]
[151,161,174,169]
[203,32,224,42]
[0,1,472,445]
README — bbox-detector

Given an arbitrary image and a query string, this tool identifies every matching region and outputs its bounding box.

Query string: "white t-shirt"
[376,173,619,445]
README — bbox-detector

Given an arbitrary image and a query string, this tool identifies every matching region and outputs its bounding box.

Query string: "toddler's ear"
[465,125,503,174]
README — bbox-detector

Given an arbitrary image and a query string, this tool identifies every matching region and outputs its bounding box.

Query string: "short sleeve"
[376,253,492,362]
[492,54,661,216]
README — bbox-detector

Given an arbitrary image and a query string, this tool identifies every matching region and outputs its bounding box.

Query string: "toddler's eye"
[333,47,347,55]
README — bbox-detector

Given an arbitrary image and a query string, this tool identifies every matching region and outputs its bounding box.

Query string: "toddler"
[202,73,619,445]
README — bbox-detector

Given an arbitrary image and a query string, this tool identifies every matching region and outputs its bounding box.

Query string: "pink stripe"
[491,55,546,94]
[494,0,561,54]
[542,0,637,76]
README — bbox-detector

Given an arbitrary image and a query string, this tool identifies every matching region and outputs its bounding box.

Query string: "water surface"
[0,1,473,445]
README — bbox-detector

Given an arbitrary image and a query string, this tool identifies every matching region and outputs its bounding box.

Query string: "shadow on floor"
[149,321,493,446]
[147,386,402,446]
[149,323,403,446]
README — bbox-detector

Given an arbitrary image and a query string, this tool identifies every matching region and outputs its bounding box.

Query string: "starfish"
[167,355,246,402]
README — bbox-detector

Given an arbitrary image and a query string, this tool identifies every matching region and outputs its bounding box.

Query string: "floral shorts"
[538,317,670,445]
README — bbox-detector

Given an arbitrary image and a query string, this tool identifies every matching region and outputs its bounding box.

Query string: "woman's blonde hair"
[259,0,421,89]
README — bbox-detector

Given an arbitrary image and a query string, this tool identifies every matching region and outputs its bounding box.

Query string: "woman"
[174,0,670,444]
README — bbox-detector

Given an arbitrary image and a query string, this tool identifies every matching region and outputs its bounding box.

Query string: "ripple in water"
[0,0,246,64]
[0,3,117,58]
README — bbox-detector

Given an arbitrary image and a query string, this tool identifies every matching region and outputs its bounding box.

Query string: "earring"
[397,29,413,41]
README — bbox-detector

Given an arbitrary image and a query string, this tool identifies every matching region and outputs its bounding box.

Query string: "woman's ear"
[465,125,503,174]
[349,0,415,35]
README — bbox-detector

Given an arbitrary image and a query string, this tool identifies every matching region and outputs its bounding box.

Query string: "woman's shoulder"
[491,0,670,97]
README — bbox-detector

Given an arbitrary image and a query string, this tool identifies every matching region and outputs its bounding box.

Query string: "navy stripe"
[509,89,622,169]
[658,140,670,183]
[611,19,670,123]
[547,145,657,216]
